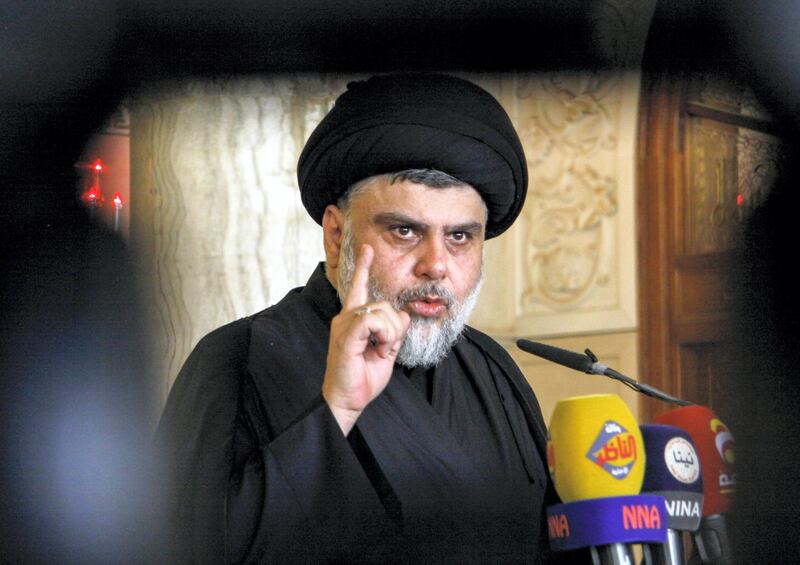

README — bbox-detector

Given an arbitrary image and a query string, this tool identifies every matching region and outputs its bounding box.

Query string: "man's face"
[336,178,487,367]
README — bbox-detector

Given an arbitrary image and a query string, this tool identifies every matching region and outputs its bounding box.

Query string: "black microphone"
[516,339,692,407]
[515,339,595,373]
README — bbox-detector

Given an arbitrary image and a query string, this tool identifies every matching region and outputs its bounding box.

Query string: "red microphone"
[653,405,735,564]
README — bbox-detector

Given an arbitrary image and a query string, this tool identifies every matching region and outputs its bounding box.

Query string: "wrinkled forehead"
[348,178,489,227]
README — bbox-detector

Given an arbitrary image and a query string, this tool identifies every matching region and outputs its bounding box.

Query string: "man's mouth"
[406,296,448,318]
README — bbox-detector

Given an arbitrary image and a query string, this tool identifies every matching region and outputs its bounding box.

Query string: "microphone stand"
[583,349,693,407]
[591,542,636,565]
[515,339,692,407]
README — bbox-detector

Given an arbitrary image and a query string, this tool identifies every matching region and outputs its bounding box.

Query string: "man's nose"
[414,237,448,280]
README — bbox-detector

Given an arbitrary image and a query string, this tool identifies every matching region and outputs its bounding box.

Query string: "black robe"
[156,264,563,563]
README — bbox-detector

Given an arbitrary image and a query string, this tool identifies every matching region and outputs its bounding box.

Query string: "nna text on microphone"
[639,424,704,565]
[546,394,667,565]
[653,406,735,565]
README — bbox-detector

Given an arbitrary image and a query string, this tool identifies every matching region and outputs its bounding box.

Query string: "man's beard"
[337,226,483,368]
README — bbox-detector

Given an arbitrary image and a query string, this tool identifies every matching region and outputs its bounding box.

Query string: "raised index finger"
[343,244,373,310]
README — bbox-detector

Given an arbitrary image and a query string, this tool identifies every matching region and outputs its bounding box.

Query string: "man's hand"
[322,244,411,435]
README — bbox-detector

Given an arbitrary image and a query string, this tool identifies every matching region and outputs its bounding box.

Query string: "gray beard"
[337,228,483,368]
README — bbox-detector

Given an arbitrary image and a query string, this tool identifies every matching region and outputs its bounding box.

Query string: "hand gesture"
[322,244,411,435]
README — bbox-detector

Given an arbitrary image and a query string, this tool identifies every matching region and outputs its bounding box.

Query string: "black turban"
[297,73,528,239]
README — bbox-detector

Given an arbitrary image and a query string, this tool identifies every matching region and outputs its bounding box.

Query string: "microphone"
[546,394,666,564]
[517,339,595,373]
[639,424,705,565]
[516,339,692,406]
[653,406,735,565]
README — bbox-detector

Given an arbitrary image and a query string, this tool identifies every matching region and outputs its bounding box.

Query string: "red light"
[736,194,744,207]
[94,160,104,172]
[112,192,124,208]
[81,184,103,206]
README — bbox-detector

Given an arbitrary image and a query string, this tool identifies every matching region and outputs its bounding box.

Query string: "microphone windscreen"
[548,394,644,502]
[653,406,735,515]
[640,424,704,531]
[641,425,703,493]
[516,340,593,373]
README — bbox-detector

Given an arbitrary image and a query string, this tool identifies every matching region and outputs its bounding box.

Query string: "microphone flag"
[640,424,704,532]
[548,394,645,502]
[653,406,735,516]
[546,495,667,551]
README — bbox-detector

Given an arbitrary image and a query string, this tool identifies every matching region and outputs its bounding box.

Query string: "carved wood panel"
[472,71,641,339]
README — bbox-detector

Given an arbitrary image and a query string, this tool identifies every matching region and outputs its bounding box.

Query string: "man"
[157,74,559,563]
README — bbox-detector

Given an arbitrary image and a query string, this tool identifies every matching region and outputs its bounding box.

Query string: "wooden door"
[637,70,783,422]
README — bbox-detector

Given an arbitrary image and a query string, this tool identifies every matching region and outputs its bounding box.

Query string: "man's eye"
[393,226,414,237]
[450,232,469,243]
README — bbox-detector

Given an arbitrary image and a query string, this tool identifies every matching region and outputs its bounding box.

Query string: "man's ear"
[322,204,345,269]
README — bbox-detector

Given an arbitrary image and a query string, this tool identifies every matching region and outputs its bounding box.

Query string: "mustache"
[391,282,455,309]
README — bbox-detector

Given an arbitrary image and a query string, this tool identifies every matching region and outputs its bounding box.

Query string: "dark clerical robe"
[156,264,562,563]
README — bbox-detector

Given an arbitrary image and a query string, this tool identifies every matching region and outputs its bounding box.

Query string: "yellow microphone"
[546,397,665,564]
[548,394,645,502]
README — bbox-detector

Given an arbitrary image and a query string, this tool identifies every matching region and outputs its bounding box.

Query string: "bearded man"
[157,74,561,563]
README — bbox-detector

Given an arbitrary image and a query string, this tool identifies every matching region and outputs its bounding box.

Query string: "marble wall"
[131,76,346,402]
